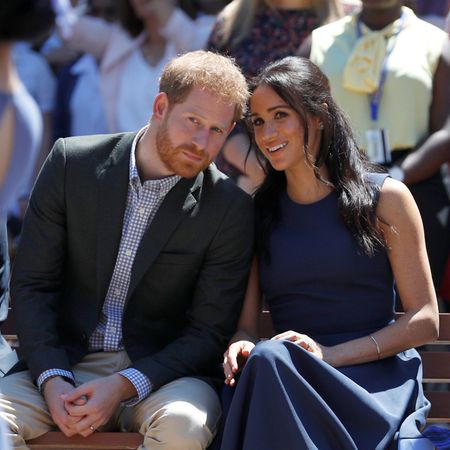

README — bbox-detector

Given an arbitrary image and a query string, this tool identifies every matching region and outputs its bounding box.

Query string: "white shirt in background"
[70,54,108,136]
[116,42,177,133]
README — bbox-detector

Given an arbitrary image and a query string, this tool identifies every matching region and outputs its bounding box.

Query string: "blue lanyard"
[356,12,405,121]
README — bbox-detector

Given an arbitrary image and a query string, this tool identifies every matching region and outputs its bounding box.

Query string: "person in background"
[221,56,440,450]
[340,0,361,15]
[207,0,343,193]
[53,0,118,139]
[12,41,56,181]
[0,50,253,449]
[442,18,450,312]
[0,0,54,377]
[56,0,213,134]
[40,0,88,74]
[7,40,57,256]
[303,0,450,296]
[415,0,450,30]
[177,0,230,39]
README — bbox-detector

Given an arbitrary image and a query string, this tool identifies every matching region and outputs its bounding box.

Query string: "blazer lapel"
[96,133,135,307]
[126,171,204,302]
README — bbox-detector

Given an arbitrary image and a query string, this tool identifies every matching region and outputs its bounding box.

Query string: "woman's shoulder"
[377,176,410,199]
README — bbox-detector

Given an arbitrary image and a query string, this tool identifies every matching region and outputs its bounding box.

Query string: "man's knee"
[144,400,217,449]
[0,371,52,442]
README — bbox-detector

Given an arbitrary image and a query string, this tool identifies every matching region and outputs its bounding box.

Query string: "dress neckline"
[283,189,335,207]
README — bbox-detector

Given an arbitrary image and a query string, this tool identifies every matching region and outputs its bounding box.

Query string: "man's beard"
[156,120,210,178]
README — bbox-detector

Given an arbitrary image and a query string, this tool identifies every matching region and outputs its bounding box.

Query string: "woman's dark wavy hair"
[249,56,386,257]
[0,0,55,42]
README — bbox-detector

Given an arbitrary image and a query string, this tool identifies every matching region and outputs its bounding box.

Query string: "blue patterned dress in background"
[208,8,319,78]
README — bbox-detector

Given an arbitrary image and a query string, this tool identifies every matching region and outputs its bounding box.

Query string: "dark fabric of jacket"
[10,132,254,390]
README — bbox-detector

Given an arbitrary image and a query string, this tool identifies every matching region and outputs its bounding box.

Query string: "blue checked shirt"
[38,127,181,405]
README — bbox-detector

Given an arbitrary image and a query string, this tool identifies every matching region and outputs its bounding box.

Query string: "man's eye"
[189,117,199,125]
[212,127,223,134]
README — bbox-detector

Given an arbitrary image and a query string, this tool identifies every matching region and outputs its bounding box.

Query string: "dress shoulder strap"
[366,172,390,206]
[366,172,389,188]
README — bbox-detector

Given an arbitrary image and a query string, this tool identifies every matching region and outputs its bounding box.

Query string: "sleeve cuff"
[37,369,75,392]
[118,368,152,406]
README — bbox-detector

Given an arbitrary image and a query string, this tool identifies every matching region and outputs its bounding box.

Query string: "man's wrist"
[38,369,75,394]
[40,375,75,395]
[118,369,152,406]
[115,374,139,401]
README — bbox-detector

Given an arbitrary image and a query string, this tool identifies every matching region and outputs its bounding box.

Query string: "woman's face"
[129,0,159,21]
[250,84,321,173]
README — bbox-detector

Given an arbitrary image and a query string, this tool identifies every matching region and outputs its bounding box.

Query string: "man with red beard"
[1,50,253,450]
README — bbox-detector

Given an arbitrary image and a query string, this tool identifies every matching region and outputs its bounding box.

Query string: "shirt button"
[109,326,116,334]
[125,249,132,257]
[139,207,146,215]
[114,288,121,296]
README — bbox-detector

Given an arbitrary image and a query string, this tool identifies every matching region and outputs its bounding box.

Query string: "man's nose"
[192,129,209,150]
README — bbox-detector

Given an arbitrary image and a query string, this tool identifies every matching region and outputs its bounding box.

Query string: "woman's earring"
[319,123,324,130]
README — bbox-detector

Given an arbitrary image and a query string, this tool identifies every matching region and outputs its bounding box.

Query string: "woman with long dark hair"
[207,0,343,193]
[220,56,440,449]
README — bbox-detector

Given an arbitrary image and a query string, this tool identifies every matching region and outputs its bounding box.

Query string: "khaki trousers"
[0,351,221,450]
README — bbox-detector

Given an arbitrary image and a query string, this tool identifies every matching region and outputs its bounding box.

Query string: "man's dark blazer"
[10,132,254,391]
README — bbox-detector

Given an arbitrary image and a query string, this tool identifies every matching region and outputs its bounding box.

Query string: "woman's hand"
[271,331,324,359]
[223,340,256,387]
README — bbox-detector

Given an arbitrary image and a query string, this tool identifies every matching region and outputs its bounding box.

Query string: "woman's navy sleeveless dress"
[220,174,433,450]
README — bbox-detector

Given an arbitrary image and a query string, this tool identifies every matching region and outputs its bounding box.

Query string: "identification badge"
[365,129,391,165]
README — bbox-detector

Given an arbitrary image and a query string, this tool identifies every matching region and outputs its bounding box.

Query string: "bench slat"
[422,352,450,382]
[27,432,143,450]
[424,391,450,423]
[259,311,274,337]
[436,313,450,343]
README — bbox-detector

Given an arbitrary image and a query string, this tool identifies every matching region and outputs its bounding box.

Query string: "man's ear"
[153,92,169,120]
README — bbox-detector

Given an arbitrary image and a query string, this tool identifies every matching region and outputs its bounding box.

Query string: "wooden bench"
[1,311,449,449]
[26,432,143,450]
